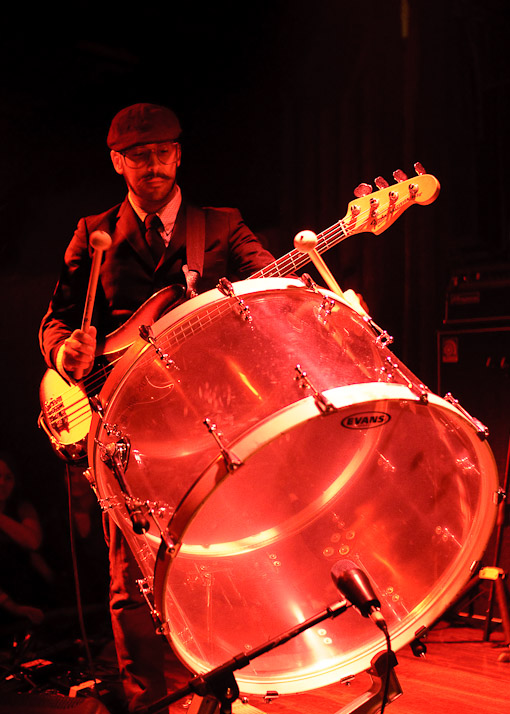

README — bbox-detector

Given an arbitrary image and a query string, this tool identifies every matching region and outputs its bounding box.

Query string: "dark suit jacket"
[39,196,275,368]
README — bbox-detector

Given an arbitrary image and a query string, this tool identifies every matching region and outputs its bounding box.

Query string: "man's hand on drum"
[58,327,97,382]
[343,289,371,316]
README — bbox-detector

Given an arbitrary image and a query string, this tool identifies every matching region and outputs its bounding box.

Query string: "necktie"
[144,213,165,263]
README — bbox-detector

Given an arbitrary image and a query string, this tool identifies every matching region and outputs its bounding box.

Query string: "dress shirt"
[128,184,182,246]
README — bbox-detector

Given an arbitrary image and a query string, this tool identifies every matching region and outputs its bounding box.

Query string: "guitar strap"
[183,205,205,298]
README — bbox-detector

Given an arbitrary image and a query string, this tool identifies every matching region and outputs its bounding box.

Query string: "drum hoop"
[150,277,360,341]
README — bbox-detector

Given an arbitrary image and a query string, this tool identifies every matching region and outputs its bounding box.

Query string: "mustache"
[142,171,171,179]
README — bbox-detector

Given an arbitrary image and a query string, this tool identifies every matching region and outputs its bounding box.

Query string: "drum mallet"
[294,230,345,298]
[82,230,112,331]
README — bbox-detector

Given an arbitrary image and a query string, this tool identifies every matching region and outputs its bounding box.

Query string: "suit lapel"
[114,198,155,270]
[113,198,198,274]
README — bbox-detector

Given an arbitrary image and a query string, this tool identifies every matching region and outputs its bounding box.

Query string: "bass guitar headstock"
[343,162,440,237]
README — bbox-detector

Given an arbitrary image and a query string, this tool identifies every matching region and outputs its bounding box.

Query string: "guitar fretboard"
[250,220,347,280]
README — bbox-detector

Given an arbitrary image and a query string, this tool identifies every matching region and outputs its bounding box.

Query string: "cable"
[379,624,392,714]
[65,463,102,701]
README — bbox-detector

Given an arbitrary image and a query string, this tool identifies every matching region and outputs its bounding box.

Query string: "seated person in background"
[0,452,53,632]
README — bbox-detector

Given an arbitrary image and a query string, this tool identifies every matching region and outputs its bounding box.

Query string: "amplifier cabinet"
[437,324,510,481]
[437,324,510,615]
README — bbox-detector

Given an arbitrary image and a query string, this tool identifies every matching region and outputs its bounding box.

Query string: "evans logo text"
[341,412,391,429]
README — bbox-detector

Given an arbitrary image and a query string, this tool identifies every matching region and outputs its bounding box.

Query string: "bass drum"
[88,278,498,695]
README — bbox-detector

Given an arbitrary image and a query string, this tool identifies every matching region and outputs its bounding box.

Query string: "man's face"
[111,141,181,212]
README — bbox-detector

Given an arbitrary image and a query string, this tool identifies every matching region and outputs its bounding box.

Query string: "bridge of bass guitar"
[39,369,92,460]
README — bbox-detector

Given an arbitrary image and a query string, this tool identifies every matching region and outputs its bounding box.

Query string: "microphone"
[331,560,387,632]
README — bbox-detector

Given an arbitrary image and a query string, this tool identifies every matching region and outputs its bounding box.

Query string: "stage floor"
[247,623,510,714]
[1,617,509,714]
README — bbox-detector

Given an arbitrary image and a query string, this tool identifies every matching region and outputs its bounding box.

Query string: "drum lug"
[139,324,179,369]
[136,577,166,633]
[300,272,320,292]
[376,330,394,347]
[98,437,152,534]
[318,295,337,324]
[98,434,131,469]
[89,394,104,418]
[203,418,244,472]
[381,356,429,403]
[217,277,253,323]
[298,274,337,324]
[416,388,429,404]
[444,393,489,439]
[82,467,99,499]
[97,494,123,511]
[217,277,235,296]
[366,316,395,347]
[295,365,337,414]
[146,504,177,553]
[495,487,506,506]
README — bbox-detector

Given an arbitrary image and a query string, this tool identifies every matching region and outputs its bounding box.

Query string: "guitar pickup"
[46,396,69,434]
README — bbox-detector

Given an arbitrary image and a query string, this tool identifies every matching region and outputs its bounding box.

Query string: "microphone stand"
[142,600,402,714]
[143,600,348,714]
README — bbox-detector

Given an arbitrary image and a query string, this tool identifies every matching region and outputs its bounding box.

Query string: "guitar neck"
[249,172,441,281]
[250,220,346,280]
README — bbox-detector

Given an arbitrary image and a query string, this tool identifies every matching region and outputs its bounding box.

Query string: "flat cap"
[107,103,182,151]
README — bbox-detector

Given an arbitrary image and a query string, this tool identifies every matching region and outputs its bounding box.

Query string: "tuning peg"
[374,176,389,189]
[393,169,408,182]
[354,183,373,198]
[414,162,426,175]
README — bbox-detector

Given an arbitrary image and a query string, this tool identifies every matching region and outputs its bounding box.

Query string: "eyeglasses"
[121,142,179,168]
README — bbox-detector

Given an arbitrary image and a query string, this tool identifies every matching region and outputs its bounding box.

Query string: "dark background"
[1,1,509,606]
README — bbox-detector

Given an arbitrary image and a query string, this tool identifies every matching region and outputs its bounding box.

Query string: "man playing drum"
[39,102,275,713]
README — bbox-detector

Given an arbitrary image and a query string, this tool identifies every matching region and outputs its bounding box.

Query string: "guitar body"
[39,284,186,461]
[97,284,186,358]
[38,370,92,461]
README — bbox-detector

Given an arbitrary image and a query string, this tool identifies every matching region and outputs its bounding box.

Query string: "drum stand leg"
[482,432,510,650]
[439,433,510,654]
[480,568,510,646]
[444,565,510,646]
